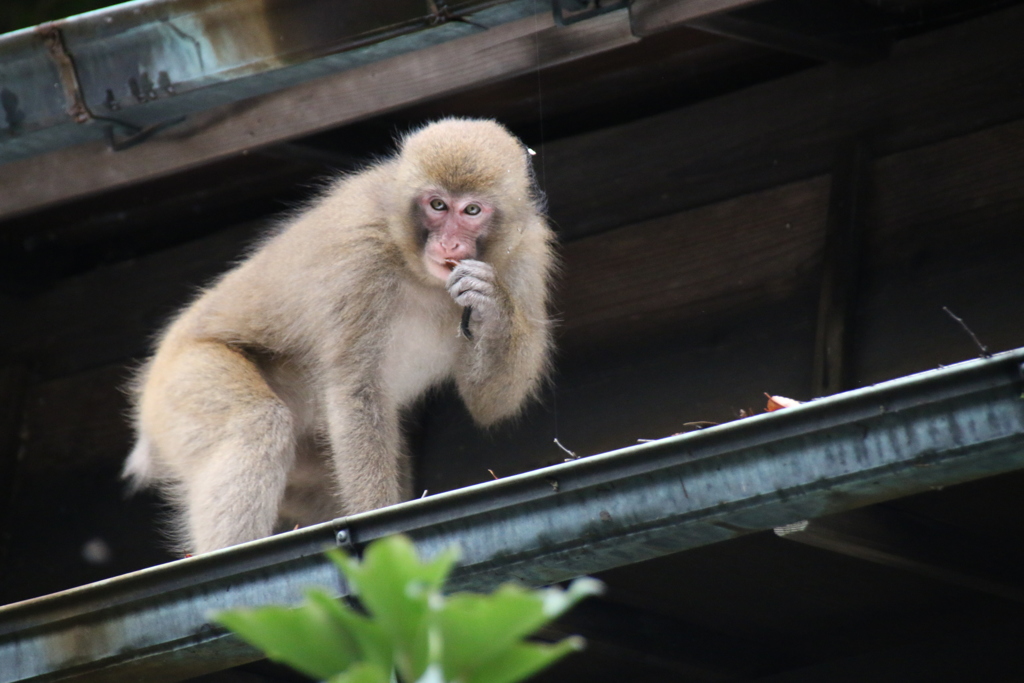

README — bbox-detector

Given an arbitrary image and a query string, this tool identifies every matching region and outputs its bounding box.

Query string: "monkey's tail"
[122,436,155,492]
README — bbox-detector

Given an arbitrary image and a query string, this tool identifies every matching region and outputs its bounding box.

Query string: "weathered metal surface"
[0,0,780,216]
[0,0,526,164]
[0,534,347,682]
[0,3,639,222]
[1,348,1024,681]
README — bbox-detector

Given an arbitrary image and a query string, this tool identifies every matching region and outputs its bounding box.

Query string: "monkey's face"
[417,190,493,282]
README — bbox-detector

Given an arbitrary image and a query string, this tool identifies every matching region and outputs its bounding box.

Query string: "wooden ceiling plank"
[545,3,1024,240]
[630,0,770,35]
[688,0,893,63]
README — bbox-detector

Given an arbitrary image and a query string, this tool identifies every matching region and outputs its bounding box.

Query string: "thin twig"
[554,437,577,459]
[420,489,429,499]
[942,306,990,357]
[487,469,499,480]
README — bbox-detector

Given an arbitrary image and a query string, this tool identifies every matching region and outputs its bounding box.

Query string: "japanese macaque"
[124,118,555,554]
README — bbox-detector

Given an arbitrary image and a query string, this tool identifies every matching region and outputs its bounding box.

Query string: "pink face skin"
[419,190,494,282]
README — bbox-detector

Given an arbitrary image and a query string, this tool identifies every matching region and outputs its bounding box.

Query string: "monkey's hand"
[446,260,509,340]
[447,257,548,427]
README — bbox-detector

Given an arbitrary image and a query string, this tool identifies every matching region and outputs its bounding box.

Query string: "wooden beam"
[15,114,1024,381]
[689,0,892,64]
[544,3,1024,240]
[851,117,1024,386]
[0,8,638,222]
[558,176,829,353]
[812,136,871,397]
[21,362,134,475]
[629,0,769,35]
[20,220,266,379]
[13,114,1024,383]
[775,506,1024,603]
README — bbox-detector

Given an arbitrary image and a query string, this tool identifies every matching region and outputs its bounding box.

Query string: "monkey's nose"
[441,241,467,259]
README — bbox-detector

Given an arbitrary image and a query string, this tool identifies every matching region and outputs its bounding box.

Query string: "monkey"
[123,118,555,554]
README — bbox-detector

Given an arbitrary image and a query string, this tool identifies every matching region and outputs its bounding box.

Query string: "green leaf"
[327,537,458,607]
[326,662,392,683]
[439,579,602,682]
[218,537,596,683]
[305,589,394,674]
[214,600,360,680]
[327,537,459,681]
[463,638,585,683]
[439,586,546,678]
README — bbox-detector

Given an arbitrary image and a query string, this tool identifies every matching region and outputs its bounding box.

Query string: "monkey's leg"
[322,384,407,515]
[145,342,296,553]
[277,434,343,528]
[183,403,294,552]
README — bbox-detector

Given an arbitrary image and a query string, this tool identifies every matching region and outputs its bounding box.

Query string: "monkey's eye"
[429,198,447,211]
[464,203,481,216]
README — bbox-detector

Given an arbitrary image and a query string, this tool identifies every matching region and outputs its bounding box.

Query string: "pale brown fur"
[124,119,555,553]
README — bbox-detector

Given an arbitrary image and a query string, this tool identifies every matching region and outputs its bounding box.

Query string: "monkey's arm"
[317,269,411,514]
[447,259,551,426]
[320,369,408,514]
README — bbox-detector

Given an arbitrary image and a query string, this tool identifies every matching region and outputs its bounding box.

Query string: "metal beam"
[0,0,783,223]
[2,348,1024,682]
[0,0,526,165]
[0,1,638,222]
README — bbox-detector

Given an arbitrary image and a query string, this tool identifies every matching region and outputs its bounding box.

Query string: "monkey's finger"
[453,289,491,309]
[451,260,496,283]
[460,307,474,339]
[448,276,495,299]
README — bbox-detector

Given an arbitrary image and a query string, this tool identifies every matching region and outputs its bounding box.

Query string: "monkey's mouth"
[425,256,459,282]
